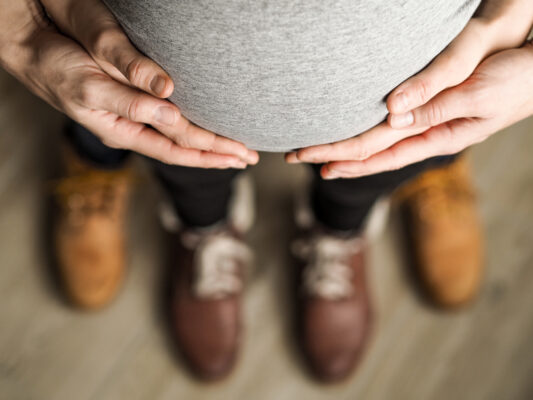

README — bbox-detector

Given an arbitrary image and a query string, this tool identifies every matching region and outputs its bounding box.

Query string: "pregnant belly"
[103,0,480,152]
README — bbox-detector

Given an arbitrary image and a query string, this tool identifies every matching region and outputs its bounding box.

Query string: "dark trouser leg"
[64,119,130,169]
[308,153,462,231]
[147,160,243,228]
[65,120,241,227]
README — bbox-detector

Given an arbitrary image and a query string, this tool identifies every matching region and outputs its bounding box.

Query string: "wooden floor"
[1,68,533,400]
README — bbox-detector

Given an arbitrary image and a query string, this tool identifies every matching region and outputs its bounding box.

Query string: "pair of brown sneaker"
[51,145,484,383]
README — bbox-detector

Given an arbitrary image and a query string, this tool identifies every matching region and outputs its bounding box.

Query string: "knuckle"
[351,143,368,160]
[76,78,98,108]
[469,86,493,116]
[125,58,147,85]
[387,148,404,171]
[174,134,191,149]
[162,142,180,165]
[73,73,109,109]
[432,126,460,154]
[126,97,141,121]
[424,102,443,126]
[205,135,217,152]
[415,78,432,105]
[101,138,122,149]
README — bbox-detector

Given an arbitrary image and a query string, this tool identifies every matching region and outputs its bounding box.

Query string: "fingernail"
[150,76,167,95]
[155,106,176,125]
[323,165,339,179]
[394,90,409,113]
[394,91,410,113]
[285,152,297,163]
[244,151,258,164]
[296,153,312,162]
[389,111,414,129]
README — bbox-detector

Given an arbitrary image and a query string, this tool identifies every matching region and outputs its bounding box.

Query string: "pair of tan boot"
[51,145,483,382]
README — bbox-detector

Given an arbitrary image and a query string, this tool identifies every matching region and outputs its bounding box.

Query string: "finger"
[42,0,174,97]
[285,151,303,164]
[127,127,249,169]
[286,122,429,164]
[78,74,180,125]
[82,112,248,169]
[387,20,488,115]
[154,117,260,165]
[79,76,259,163]
[322,119,479,179]
[388,84,475,129]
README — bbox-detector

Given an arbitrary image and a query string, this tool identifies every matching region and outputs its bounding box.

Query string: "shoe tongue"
[180,221,232,249]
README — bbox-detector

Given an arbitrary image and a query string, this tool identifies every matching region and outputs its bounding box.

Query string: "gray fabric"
[103,0,481,152]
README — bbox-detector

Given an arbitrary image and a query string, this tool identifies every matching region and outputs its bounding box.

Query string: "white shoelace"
[181,230,253,300]
[291,234,364,300]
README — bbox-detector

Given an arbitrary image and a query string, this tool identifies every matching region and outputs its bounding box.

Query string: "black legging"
[66,120,460,230]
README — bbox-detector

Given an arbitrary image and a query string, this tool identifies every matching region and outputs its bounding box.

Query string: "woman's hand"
[286,0,533,178]
[0,0,259,169]
[386,0,533,119]
[291,43,533,179]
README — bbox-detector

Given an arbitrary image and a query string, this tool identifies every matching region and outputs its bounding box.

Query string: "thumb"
[388,83,475,129]
[41,0,174,98]
[387,19,489,115]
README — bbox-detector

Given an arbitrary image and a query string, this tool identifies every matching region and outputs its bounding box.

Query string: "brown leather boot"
[169,223,253,381]
[51,144,132,309]
[392,152,484,308]
[291,226,372,383]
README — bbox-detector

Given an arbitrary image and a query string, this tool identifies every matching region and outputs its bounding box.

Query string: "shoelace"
[412,176,475,223]
[394,159,476,223]
[291,234,364,300]
[181,229,253,300]
[51,170,132,226]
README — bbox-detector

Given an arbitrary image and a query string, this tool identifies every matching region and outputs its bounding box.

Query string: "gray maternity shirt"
[103,0,481,152]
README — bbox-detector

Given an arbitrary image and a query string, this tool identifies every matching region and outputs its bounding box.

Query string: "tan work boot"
[393,153,484,308]
[51,144,132,309]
